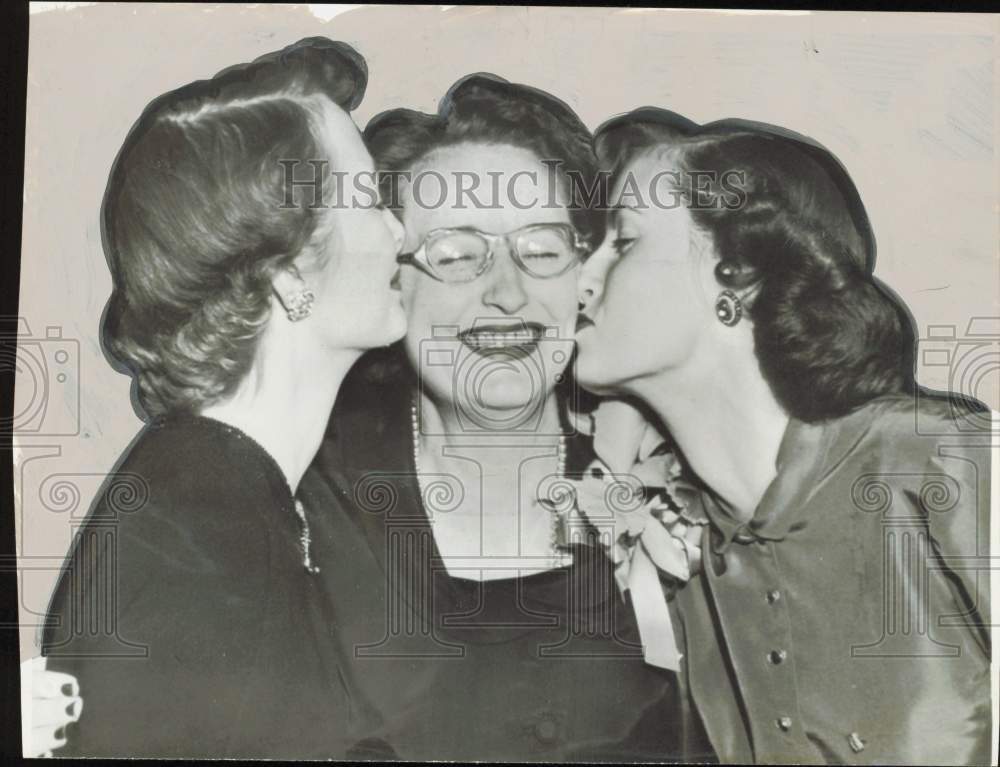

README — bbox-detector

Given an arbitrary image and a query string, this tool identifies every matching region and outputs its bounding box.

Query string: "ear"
[714,259,758,290]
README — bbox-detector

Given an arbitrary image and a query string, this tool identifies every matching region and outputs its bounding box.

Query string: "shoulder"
[45,418,316,667]
[74,417,297,579]
[810,394,991,523]
[837,393,991,466]
[133,415,286,506]
[828,395,991,524]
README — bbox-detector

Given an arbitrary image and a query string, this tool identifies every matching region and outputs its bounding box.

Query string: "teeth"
[465,331,539,348]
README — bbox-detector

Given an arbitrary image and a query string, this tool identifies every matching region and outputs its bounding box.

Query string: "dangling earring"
[715,289,743,327]
[285,289,315,322]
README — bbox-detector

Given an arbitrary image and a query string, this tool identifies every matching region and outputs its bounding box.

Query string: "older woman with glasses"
[293,74,712,761]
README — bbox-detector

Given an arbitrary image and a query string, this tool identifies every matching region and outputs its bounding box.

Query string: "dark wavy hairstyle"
[363,73,603,246]
[595,108,916,422]
[101,38,367,419]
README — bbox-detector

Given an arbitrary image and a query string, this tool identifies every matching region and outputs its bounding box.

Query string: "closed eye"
[436,253,480,265]
[612,237,635,256]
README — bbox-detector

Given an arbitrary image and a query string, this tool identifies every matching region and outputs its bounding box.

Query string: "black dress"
[42,416,360,758]
[296,358,715,762]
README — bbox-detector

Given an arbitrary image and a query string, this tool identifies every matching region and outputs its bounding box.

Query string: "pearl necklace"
[410,400,574,571]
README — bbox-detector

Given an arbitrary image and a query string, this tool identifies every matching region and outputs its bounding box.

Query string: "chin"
[374,304,408,347]
[387,306,409,342]
[480,384,540,410]
[455,373,547,425]
[573,355,616,395]
[571,345,599,383]
[472,371,538,404]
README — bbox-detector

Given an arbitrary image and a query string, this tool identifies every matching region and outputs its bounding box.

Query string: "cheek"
[535,271,580,326]
[399,283,429,379]
[400,275,474,352]
[601,258,662,325]
[598,258,705,362]
[316,256,354,310]
[580,250,617,294]
[400,272,421,319]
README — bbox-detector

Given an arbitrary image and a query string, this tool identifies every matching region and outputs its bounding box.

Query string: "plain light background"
[14,4,999,663]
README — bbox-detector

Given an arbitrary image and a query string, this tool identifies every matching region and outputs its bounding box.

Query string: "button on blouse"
[673,395,992,765]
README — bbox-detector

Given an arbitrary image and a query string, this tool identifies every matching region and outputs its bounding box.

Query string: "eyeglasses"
[396,223,589,283]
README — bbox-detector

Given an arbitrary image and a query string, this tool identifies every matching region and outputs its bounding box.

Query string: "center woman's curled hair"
[365,72,605,248]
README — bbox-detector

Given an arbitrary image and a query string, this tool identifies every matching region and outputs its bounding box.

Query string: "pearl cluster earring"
[285,289,315,322]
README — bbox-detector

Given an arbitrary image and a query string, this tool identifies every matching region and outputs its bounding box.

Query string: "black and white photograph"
[8,3,998,763]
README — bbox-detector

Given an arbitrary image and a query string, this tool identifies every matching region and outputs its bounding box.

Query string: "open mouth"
[575,313,595,332]
[457,321,546,356]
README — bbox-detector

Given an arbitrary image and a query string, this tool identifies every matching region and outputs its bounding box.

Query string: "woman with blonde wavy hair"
[37,38,407,758]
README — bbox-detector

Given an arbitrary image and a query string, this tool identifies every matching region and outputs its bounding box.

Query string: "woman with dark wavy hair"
[575,109,992,764]
[40,38,406,757]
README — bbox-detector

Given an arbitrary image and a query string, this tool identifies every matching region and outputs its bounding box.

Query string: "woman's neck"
[415,389,566,495]
[417,388,565,445]
[200,322,360,493]
[413,388,567,577]
[630,345,789,521]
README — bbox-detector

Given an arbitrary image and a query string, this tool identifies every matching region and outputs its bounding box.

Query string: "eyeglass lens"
[426,226,577,281]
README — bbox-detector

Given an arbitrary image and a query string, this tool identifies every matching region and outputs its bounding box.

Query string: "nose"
[381,208,405,253]
[577,236,616,313]
[482,245,529,315]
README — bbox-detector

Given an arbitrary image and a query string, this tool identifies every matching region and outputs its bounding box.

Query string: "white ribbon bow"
[569,399,706,671]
